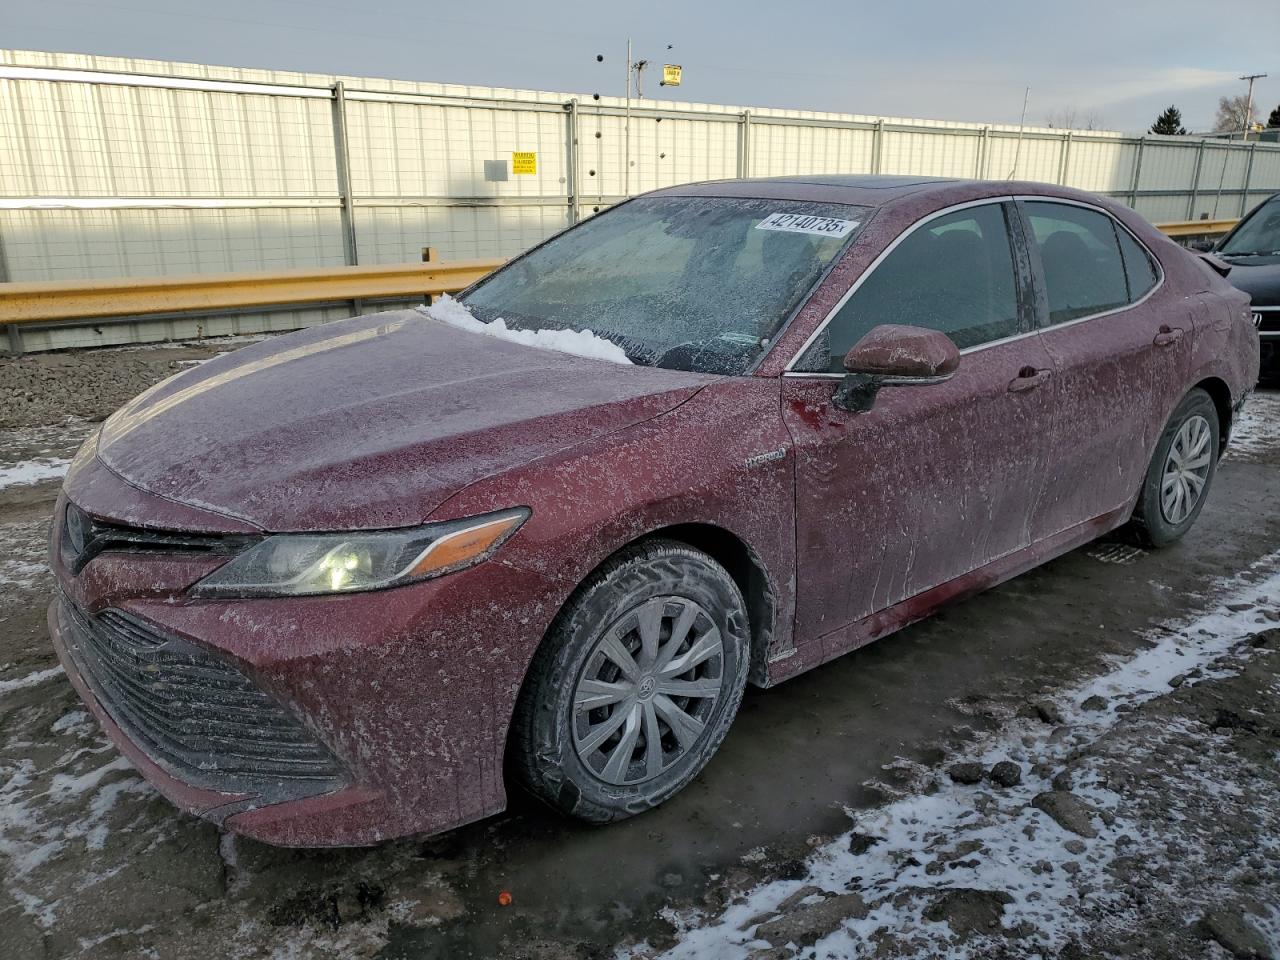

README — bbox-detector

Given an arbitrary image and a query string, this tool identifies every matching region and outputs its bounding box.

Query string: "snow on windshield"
[420,295,632,365]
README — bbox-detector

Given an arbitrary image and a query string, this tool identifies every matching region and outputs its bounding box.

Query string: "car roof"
[650,174,965,207]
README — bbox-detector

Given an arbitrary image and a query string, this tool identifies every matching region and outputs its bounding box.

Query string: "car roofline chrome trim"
[781,193,1166,377]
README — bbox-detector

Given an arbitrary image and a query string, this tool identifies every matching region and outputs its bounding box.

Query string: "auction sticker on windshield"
[755,212,859,237]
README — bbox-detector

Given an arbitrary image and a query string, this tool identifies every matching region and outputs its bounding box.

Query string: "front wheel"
[510,539,750,823]
[1129,388,1219,547]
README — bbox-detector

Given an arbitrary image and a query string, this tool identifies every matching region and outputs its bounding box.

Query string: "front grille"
[59,597,344,802]
[1256,307,1280,333]
[61,502,256,574]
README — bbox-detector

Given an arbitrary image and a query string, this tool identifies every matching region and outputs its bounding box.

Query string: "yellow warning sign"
[662,64,682,87]
[512,152,537,175]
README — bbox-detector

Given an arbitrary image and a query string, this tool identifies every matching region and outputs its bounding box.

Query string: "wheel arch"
[1191,375,1233,453]
[515,521,778,708]
[500,520,778,797]
[646,522,777,686]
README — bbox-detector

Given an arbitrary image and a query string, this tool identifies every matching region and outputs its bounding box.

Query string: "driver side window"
[798,202,1020,373]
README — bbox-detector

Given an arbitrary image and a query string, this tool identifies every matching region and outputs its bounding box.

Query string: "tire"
[510,538,750,823]
[1129,388,1220,548]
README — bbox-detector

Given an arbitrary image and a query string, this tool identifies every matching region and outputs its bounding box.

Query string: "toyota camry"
[48,175,1258,846]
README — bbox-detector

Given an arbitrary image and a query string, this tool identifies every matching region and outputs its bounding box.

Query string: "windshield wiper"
[1220,250,1280,258]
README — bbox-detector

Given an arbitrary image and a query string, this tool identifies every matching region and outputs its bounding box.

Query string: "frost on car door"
[1019,200,1184,540]
[781,202,1053,651]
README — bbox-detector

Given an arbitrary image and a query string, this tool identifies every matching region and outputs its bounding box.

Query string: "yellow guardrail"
[1155,218,1239,239]
[0,257,504,325]
[0,220,1244,331]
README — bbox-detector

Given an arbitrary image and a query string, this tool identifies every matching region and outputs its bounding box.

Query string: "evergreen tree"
[1268,105,1280,130]
[1150,105,1187,135]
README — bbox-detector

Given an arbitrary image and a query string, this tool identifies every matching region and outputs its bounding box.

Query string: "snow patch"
[420,295,632,365]
[644,552,1280,960]
[0,457,70,489]
[0,665,63,696]
[1226,390,1280,462]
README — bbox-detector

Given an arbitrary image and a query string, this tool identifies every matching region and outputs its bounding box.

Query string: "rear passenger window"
[800,203,1020,371]
[1116,226,1158,300]
[1026,202,1129,324]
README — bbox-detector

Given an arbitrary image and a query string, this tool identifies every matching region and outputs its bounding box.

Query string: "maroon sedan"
[48,176,1258,846]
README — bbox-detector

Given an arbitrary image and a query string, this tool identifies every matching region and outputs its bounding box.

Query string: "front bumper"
[1260,332,1279,377]
[49,493,565,847]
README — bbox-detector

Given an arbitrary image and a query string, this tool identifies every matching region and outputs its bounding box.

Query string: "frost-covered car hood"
[92,310,714,531]
[1220,255,1280,306]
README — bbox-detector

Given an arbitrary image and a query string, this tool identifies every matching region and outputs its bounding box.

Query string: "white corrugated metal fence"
[2,48,1278,351]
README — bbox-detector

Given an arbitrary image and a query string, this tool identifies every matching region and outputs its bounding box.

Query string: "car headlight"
[190,508,529,598]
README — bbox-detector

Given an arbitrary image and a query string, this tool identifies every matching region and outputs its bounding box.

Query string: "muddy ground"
[0,341,1277,959]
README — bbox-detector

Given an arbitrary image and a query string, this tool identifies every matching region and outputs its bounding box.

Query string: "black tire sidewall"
[1136,389,1219,546]
[514,540,750,822]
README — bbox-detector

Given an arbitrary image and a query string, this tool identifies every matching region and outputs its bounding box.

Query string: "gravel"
[0,340,261,428]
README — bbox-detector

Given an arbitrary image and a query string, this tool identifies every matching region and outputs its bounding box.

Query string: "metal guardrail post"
[975,126,988,179]
[330,82,359,268]
[1187,140,1206,219]
[565,99,580,225]
[872,119,885,175]
[1240,142,1257,217]
[1128,137,1145,207]
[0,232,17,355]
[1057,131,1072,185]
[738,111,752,179]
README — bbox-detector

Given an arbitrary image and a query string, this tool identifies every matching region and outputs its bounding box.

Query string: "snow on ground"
[639,553,1280,960]
[0,422,94,491]
[421,294,632,365]
[0,458,71,490]
[1225,389,1280,462]
[0,518,56,589]
[0,666,63,696]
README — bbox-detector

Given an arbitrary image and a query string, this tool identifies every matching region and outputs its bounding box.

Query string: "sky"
[2,0,1278,135]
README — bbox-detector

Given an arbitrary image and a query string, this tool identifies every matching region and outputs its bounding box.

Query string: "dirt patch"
[0,339,263,428]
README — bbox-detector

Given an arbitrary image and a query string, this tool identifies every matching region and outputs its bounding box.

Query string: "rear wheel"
[1130,388,1219,547]
[511,539,749,823]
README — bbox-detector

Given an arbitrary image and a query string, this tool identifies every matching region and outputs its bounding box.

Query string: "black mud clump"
[266,880,386,928]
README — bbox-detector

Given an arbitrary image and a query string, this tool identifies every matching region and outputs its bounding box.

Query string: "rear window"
[1116,226,1158,300]
[463,196,868,375]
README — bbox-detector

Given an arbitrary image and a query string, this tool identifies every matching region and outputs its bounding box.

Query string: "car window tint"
[1116,226,1158,300]
[804,203,1019,372]
[1026,202,1129,324]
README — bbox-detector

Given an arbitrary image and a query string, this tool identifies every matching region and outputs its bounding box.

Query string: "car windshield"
[462,196,868,374]
[1218,198,1280,257]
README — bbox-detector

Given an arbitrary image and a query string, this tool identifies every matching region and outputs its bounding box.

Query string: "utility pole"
[1008,85,1030,179]
[1240,73,1267,140]
[624,38,632,199]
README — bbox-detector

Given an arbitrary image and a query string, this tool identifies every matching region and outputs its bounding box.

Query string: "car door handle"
[1154,325,1185,347]
[1009,367,1051,393]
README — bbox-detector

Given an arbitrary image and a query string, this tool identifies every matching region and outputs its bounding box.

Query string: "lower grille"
[59,597,344,803]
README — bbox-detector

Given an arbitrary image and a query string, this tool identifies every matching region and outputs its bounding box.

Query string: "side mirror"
[833,324,960,412]
[1189,239,1216,252]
